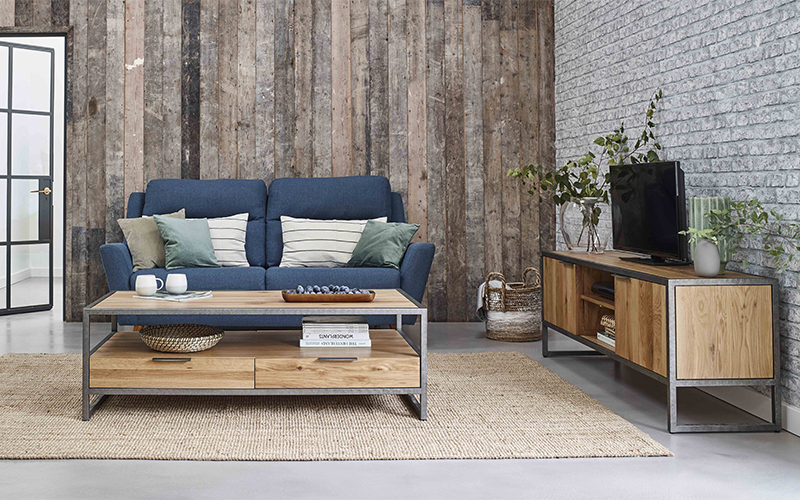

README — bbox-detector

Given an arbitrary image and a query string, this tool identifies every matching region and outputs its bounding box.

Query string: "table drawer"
[255,356,420,389]
[90,357,255,389]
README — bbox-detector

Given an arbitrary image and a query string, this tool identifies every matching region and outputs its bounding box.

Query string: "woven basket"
[484,267,542,342]
[139,324,224,353]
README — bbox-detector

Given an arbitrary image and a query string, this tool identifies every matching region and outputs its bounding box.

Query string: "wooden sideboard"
[541,250,780,433]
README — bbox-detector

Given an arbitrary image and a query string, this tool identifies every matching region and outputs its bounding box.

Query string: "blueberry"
[285,290,294,294]
[341,286,350,293]
[321,286,330,294]
[296,285,305,294]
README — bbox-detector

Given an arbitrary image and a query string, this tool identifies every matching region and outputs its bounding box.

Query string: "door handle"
[31,187,51,195]
[317,357,358,362]
[152,357,192,362]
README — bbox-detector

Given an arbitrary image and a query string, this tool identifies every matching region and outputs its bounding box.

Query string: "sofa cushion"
[265,266,400,291]
[266,176,393,267]
[141,179,267,267]
[130,266,266,291]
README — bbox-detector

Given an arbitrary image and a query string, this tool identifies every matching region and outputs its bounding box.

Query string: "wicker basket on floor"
[484,267,542,342]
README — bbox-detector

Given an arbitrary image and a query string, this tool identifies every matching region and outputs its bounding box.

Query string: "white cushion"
[279,216,388,268]
[203,213,249,267]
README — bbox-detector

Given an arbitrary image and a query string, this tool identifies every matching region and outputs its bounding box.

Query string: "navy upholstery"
[100,175,433,328]
[142,179,267,267]
[130,267,266,291]
[266,176,392,267]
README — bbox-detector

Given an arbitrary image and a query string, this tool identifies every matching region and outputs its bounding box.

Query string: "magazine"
[133,291,213,302]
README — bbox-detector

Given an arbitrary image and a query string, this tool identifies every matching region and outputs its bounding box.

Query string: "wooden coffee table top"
[88,289,422,313]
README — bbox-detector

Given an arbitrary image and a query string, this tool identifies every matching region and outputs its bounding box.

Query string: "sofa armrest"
[399,242,435,303]
[100,243,134,291]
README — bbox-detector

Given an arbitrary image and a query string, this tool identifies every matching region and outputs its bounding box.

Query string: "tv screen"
[610,162,688,261]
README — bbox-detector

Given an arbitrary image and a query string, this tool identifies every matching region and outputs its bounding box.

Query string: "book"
[302,316,369,327]
[133,291,212,302]
[299,339,372,347]
[596,331,616,348]
[302,332,371,340]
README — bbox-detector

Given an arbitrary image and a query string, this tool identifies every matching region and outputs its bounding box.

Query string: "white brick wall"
[554,0,800,405]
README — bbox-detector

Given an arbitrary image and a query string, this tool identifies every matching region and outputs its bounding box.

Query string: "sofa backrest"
[266,176,394,267]
[140,179,268,267]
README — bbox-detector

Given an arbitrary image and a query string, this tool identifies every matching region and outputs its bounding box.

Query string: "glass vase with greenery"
[509,89,664,254]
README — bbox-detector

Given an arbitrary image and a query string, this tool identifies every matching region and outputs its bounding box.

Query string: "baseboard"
[0,267,63,288]
[702,386,800,437]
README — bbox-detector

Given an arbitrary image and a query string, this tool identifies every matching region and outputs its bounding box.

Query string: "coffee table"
[82,289,427,421]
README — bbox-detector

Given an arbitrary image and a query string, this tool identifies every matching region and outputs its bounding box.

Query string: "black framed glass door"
[0,40,55,315]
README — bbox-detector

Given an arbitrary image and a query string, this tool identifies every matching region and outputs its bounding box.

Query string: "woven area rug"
[0,352,671,461]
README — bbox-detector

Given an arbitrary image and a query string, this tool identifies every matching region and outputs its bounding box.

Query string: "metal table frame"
[541,251,781,434]
[82,289,427,422]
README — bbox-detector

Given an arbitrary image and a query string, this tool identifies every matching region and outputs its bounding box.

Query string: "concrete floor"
[1,287,800,499]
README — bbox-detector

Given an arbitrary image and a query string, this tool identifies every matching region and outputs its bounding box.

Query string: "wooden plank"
[181,0,201,179]
[349,0,369,175]
[236,0,257,178]
[273,0,294,178]
[542,257,577,333]
[32,0,48,26]
[463,1,483,318]
[499,0,520,281]
[255,0,275,182]
[676,286,773,380]
[14,0,32,26]
[86,0,107,303]
[62,8,74,319]
[256,358,419,388]
[482,0,502,276]
[538,0,555,251]
[51,0,68,26]
[124,0,145,207]
[67,0,88,320]
[105,0,125,244]
[615,277,667,377]
[143,0,164,185]
[367,0,387,177]
[0,0,14,26]
[293,0,313,177]
[518,0,539,271]
[330,0,351,177]
[199,0,219,179]
[444,0,465,322]
[217,0,238,178]
[425,0,445,321]
[162,0,182,178]
[406,0,425,238]
[312,0,332,177]
[388,0,407,205]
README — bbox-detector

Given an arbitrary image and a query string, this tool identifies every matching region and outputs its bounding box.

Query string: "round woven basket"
[484,267,542,342]
[139,324,224,353]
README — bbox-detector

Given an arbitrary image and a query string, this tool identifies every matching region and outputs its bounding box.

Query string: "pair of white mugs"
[135,274,188,296]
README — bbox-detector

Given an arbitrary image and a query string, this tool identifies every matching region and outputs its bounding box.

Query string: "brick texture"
[554,0,800,406]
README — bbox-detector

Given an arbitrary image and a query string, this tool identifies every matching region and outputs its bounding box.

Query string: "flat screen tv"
[610,161,689,265]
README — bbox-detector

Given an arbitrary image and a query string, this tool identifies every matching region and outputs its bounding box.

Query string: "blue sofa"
[100,176,435,328]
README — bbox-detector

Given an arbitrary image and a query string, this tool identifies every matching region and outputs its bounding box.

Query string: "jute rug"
[0,352,671,461]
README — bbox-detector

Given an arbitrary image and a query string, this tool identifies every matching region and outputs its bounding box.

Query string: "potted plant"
[509,90,664,254]
[681,199,800,275]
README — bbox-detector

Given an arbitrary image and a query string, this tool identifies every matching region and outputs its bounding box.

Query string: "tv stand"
[619,255,690,267]
[541,250,780,433]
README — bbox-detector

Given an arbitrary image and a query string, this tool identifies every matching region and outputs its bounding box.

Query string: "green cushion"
[346,221,419,270]
[153,215,221,270]
[118,209,185,272]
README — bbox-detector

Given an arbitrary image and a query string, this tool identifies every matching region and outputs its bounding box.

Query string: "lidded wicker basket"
[139,324,224,353]
[484,267,542,342]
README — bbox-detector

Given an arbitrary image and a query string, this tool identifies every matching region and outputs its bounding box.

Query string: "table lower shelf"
[90,330,421,390]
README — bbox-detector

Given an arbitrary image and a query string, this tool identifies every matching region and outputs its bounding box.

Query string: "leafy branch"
[509,89,664,206]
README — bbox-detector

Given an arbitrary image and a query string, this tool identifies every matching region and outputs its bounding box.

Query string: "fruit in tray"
[285,284,371,295]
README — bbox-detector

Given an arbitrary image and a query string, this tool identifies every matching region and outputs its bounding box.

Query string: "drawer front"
[255,357,420,389]
[90,357,255,389]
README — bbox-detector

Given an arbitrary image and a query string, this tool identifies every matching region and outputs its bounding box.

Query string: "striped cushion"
[279,216,388,268]
[204,213,249,267]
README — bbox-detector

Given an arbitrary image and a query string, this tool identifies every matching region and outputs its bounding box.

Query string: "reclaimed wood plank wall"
[4,0,555,322]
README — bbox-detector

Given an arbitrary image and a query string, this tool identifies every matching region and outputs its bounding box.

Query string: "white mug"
[135,275,164,296]
[165,274,188,294]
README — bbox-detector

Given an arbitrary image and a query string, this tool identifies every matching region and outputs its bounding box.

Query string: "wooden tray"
[281,290,376,302]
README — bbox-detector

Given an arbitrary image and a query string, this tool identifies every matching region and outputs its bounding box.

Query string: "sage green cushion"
[153,215,221,270]
[117,209,185,272]
[346,221,419,270]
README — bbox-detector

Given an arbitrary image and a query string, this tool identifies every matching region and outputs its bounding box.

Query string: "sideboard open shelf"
[541,250,781,433]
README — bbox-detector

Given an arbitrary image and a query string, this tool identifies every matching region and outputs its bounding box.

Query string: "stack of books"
[300,316,371,347]
[597,314,616,347]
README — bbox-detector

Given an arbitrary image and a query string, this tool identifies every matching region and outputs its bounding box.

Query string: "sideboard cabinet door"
[614,276,667,377]
[543,257,578,333]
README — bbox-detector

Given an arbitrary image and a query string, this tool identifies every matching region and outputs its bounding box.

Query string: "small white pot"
[694,239,721,278]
